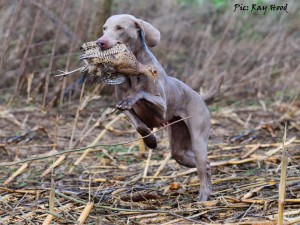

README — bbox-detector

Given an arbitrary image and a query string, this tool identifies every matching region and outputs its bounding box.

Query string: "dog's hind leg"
[168,116,212,201]
[186,98,212,201]
[168,118,196,167]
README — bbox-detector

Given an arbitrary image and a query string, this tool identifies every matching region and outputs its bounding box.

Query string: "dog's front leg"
[123,110,157,149]
[116,90,167,119]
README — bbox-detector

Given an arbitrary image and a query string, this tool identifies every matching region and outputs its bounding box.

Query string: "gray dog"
[96,14,223,201]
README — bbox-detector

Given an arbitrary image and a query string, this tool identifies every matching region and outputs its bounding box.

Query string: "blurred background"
[0,0,299,108]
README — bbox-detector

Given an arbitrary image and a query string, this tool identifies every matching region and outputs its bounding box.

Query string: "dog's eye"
[116,26,124,31]
[103,26,107,31]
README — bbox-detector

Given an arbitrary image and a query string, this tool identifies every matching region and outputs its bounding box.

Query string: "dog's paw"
[143,133,157,149]
[116,98,137,110]
[198,193,209,202]
[137,126,157,149]
[197,182,211,202]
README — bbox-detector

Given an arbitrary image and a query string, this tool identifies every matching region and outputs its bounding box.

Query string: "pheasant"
[80,41,157,84]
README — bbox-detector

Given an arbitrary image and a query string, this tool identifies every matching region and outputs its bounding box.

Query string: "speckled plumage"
[80,42,157,85]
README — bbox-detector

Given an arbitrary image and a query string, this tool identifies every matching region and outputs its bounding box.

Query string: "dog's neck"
[131,30,160,66]
[134,47,156,64]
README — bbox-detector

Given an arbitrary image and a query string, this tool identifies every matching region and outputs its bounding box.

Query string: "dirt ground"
[0,94,299,224]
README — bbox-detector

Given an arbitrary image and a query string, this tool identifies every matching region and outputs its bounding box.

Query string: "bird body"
[80,42,157,84]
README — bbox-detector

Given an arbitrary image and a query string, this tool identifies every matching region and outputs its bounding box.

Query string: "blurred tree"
[90,0,113,40]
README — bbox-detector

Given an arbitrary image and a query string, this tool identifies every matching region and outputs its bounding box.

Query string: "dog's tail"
[202,72,225,103]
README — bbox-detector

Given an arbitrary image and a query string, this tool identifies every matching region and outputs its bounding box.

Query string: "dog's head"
[96,14,160,52]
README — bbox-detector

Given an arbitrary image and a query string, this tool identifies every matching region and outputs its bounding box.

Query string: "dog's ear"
[135,19,160,47]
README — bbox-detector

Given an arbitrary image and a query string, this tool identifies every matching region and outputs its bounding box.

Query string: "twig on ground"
[241,144,260,159]
[69,80,86,149]
[137,133,145,154]
[278,124,288,225]
[77,202,94,225]
[142,149,153,182]
[150,153,171,182]
[237,202,254,223]
[3,163,30,185]
[266,136,295,156]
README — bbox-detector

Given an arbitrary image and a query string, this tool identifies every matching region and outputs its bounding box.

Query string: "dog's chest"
[133,102,164,129]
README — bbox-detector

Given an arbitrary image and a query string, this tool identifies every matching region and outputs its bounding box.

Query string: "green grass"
[243,167,260,176]
[107,145,129,153]
[152,155,163,161]
[209,105,222,112]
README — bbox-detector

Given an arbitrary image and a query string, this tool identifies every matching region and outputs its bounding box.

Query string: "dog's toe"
[116,98,136,110]
[116,102,129,110]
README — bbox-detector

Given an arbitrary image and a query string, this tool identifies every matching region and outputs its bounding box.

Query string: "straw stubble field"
[0,95,299,224]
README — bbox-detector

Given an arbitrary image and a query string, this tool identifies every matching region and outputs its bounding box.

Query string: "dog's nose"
[96,39,109,50]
